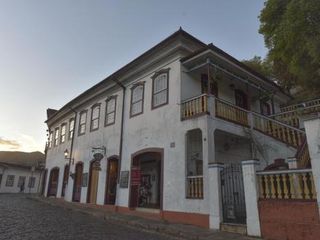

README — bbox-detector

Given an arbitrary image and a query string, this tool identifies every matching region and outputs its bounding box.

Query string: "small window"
[130,83,144,117]
[105,97,117,126]
[17,176,26,187]
[6,175,15,187]
[90,104,100,131]
[54,128,59,146]
[69,118,75,140]
[60,123,66,143]
[48,131,53,148]
[28,177,36,188]
[78,111,87,135]
[152,70,169,108]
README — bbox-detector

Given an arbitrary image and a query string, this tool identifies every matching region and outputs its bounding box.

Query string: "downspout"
[68,107,77,183]
[111,79,126,183]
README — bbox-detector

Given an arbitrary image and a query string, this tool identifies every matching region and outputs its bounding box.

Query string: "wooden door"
[235,89,248,110]
[73,163,83,202]
[88,161,99,204]
[105,158,119,204]
[48,168,59,197]
[61,165,69,197]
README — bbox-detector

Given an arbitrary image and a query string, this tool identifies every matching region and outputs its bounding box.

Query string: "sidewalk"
[30,196,260,240]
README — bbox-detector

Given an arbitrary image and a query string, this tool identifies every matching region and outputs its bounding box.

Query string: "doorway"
[41,169,47,196]
[220,164,246,224]
[73,162,83,202]
[87,160,100,204]
[105,157,119,205]
[47,167,59,197]
[61,164,69,197]
[129,150,162,209]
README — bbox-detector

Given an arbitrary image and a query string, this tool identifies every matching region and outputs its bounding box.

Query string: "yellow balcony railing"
[257,169,316,200]
[215,98,249,126]
[186,175,203,199]
[181,94,208,119]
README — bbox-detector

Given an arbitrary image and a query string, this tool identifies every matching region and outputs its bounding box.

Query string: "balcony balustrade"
[256,169,316,200]
[186,175,203,199]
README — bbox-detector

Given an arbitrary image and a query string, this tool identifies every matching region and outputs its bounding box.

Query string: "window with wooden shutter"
[105,96,117,126]
[78,111,87,135]
[130,84,144,117]
[90,104,100,131]
[152,69,169,109]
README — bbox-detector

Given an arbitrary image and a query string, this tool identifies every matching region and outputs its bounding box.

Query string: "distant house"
[0,151,45,194]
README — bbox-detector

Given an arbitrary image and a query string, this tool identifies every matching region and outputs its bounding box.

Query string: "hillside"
[0,151,45,167]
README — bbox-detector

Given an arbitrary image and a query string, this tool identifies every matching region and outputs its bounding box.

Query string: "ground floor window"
[17,176,26,188]
[186,129,203,199]
[28,177,36,188]
[6,175,15,187]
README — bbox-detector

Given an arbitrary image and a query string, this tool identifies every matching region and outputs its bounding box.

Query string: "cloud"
[0,137,21,150]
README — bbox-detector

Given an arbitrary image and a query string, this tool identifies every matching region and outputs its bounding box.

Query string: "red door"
[129,158,141,208]
[48,168,59,197]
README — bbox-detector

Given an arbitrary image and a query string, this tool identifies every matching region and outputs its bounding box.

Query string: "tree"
[242,56,272,78]
[259,0,320,96]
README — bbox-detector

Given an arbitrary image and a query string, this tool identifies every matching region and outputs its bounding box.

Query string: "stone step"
[220,223,247,235]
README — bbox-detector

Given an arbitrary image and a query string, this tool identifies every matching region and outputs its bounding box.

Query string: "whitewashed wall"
[0,166,43,194]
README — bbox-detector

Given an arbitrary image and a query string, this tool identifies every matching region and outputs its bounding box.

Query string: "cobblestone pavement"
[0,194,177,240]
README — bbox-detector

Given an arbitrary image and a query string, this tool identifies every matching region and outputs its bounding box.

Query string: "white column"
[304,117,320,214]
[208,163,224,230]
[287,157,298,169]
[242,159,261,237]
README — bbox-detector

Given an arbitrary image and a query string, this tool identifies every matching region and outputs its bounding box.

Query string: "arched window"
[152,69,169,108]
[105,96,117,126]
[130,83,144,117]
[90,104,101,131]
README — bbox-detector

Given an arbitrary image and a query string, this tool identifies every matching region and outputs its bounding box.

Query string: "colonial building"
[44,29,319,238]
[0,151,45,194]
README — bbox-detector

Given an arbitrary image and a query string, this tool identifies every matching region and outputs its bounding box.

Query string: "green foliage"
[259,0,320,96]
[242,56,273,78]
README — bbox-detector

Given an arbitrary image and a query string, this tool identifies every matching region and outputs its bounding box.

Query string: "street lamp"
[64,149,74,165]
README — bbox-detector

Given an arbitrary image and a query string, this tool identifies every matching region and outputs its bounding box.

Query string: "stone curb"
[27,196,259,240]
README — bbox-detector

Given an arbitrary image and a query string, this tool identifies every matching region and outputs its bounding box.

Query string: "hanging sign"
[131,167,141,186]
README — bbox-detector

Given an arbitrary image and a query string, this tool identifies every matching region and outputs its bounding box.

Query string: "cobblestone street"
[0,194,176,240]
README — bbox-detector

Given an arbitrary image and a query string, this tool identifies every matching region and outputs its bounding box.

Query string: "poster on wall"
[82,173,88,187]
[120,171,129,188]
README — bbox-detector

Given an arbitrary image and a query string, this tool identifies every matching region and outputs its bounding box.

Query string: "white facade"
[44,29,299,231]
[0,164,43,194]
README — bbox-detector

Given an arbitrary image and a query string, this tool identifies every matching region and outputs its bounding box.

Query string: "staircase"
[270,99,320,168]
[181,95,316,168]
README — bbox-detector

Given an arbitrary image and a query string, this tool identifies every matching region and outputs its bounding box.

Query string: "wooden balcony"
[181,95,305,148]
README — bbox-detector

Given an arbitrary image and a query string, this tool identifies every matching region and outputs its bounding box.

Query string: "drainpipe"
[111,79,126,183]
[68,107,77,183]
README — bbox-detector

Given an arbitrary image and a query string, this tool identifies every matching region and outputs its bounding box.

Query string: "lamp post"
[64,149,74,165]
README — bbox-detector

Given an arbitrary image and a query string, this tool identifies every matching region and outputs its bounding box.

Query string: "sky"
[0,0,267,153]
